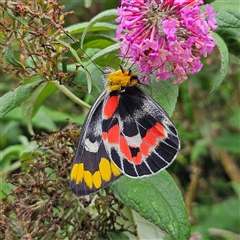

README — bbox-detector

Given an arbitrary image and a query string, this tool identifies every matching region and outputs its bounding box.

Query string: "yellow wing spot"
[71,163,84,184]
[111,161,122,177]
[93,171,102,189]
[84,170,93,189]
[107,67,138,92]
[99,158,112,182]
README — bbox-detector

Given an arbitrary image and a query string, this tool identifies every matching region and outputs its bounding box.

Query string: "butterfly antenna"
[66,32,103,73]
[119,43,132,68]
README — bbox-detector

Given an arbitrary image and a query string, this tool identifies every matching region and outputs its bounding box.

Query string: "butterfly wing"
[102,86,180,177]
[70,91,122,196]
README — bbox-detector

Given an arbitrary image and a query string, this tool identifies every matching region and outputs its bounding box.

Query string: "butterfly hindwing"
[102,86,180,178]
[70,91,122,196]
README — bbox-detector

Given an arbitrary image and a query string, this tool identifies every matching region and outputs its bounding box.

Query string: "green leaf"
[111,172,191,240]
[211,32,229,92]
[192,197,240,238]
[33,83,58,116]
[81,9,119,47]
[132,210,166,240]
[229,109,240,130]
[232,182,240,198]
[64,22,117,36]
[141,78,179,117]
[4,45,24,68]
[0,181,15,199]
[116,205,166,240]
[32,106,57,131]
[21,82,58,135]
[6,9,27,25]
[0,145,24,163]
[212,0,240,58]
[87,43,120,66]
[57,39,83,65]
[106,231,130,240]
[213,134,240,153]
[0,82,39,118]
[216,28,240,58]
[83,35,116,50]
[212,0,240,29]
[53,81,91,109]
[191,139,209,162]
[20,141,38,161]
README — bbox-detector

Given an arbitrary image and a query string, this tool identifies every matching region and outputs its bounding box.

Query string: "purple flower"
[115,0,218,84]
[162,19,178,36]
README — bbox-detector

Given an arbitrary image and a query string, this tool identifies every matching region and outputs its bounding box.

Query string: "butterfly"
[70,66,180,196]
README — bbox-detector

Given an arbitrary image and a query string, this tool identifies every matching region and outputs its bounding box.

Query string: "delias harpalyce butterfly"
[70,65,180,196]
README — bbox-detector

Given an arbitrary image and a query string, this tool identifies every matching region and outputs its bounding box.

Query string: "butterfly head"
[103,66,139,92]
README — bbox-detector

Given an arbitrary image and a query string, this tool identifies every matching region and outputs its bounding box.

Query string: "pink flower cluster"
[115,0,218,83]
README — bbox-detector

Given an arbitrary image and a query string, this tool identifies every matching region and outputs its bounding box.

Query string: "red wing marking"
[143,130,157,146]
[102,132,107,141]
[107,124,120,144]
[119,136,143,165]
[152,122,166,137]
[120,135,132,161]
[132,152,142,164]
[119,136,132,161]
[143,122,166,146]
[140,142,150,156]
[103,96,119,119]
[139,122,167,158]
[111,122,167,165]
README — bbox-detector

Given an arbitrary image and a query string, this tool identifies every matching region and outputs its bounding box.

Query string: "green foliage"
[112,172,191,239]
[211,32,229,92]
[0,0,239,239]
[4,44,25,68]
[0,81,40,118]
[212,0,240,58]
[214,134,240,153]
[192,197,240,239]
[1,126,135,239]
[21,82,58,134]
[141,76,179,117]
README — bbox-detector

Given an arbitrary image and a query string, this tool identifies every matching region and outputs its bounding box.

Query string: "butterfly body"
[70,67,180,196]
